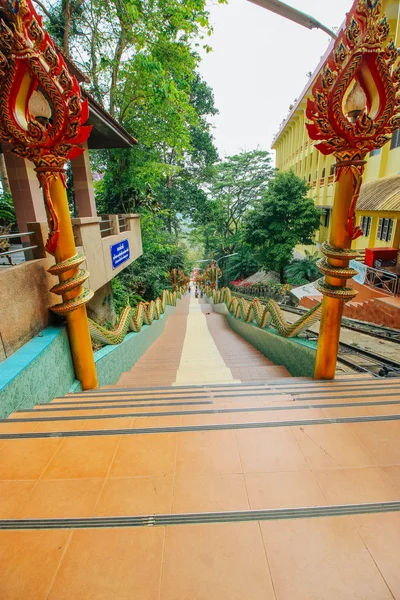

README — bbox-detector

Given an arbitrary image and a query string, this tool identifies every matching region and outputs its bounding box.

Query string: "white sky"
[199,0,353,160]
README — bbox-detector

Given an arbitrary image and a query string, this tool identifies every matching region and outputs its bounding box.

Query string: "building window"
[360,216,371,237]
[308,173,311,183]
[321,168,326,178]
[390,129,400,150]
[370,148,381,157]
[322,208,331,228]
[377,218,394,241]
[330,164,335,176]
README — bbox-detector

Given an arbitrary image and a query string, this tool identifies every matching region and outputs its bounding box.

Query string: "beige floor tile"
[81,417,133,431]
[260,516,394,599]
[176,430,242,474]
[94,475,174,516]
[245,471,326,509]
[109,433,177,477]
[0,481,35,518]
[48,528,164,600]
[42,436,120,479]
[0,439,61,480]
[352,512,400,599]
[314,467,400,505]
[17,478,104,518]
[0,530,71,600]
[382,465,400,490]
[292,424,376,470]
[0,421,39,433]
[236,428,310,473]
[160,523,276,600]
[172,473,249,512]
[275,408,326,421]
[348,421,400,465]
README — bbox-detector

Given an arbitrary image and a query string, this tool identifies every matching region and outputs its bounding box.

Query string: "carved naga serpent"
[204,287,323,338]
[89,289,184,345]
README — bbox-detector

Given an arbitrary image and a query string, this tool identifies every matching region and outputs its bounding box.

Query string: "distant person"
[195,290,199,298]
[188,286,191,293]
[200,290,203,298]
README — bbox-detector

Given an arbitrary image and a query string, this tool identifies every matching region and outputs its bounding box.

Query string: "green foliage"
[114,211,193,302]
[111,277,144,317]
[190,149,275,258]
[0,192,16,224]
[285,250,321,285]
[245,171,322,282]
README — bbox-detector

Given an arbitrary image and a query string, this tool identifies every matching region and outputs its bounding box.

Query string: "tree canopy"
[245,170,322,282]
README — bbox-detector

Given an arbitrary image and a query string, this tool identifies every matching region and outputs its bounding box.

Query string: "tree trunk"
[63,0,71,53]
[279,264,285,284]
[0,154,10,193]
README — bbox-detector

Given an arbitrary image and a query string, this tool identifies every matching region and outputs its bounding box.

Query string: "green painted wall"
[225,311,317,378]
[0,305,176,417]
[0,327,75,418]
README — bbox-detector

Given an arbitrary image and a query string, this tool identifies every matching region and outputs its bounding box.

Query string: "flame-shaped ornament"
[306,0,400,241]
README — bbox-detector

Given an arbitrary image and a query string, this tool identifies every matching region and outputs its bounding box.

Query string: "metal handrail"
[0,231,34,240]
[100,227,113,233]
[119,223,128,230]
[0,244,37,258]
[364,264,399,296]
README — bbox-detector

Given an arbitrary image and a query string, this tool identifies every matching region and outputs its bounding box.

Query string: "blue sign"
[110,239,130,269]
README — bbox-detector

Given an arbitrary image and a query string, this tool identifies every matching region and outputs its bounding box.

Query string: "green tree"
[285,250,321,285]
[191,149,275,257]
[245,171,322,282]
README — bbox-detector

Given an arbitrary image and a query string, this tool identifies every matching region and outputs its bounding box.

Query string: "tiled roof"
[358,176,400,212]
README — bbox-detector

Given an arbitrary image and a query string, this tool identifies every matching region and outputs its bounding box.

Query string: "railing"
[364,264,400,296]
[99,216,113,238]
[118,216,128,231]
[0,230,38,266]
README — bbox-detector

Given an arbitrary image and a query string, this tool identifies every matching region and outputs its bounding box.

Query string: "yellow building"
[272,0,400,256]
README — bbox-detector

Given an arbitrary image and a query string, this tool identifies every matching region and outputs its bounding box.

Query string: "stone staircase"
[2,374,400,597]
[343,296,400,328]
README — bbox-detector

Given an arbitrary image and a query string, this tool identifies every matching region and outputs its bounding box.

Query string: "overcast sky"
[199,0,353,160]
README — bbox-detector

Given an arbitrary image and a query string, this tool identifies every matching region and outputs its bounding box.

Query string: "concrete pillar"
[70,144,97,218]
[2,144,46,239]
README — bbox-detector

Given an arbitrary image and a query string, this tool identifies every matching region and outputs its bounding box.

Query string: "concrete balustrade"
[72,213,142,292]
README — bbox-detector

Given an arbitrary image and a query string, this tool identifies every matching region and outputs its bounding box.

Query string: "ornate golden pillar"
[0,0,98,389]
[307,0,400,379]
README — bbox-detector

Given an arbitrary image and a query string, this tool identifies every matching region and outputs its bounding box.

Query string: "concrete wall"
[0,257,59,360]
[0,305,176,417]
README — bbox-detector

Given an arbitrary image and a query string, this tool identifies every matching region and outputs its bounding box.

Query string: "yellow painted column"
[48,173,98,390]
[368,216,379,247]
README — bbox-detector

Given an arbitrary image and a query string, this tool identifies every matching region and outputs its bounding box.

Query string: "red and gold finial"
[0,0,91,166]
[306,0,400,160]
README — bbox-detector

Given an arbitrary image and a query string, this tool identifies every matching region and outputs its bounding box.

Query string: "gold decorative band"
[51,288,94,315]
[316,258,359,279]
[49,253,93,315]
[314,279,358,300]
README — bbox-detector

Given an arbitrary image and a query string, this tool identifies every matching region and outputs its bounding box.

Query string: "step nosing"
[1,501,399,530]
[3,412,400,439]
[7,397,400,423]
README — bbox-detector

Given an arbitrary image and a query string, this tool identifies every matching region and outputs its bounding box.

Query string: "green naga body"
[88,289,184,345]
[205,287,322,338]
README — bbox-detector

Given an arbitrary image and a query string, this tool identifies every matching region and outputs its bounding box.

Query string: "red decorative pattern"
[306,0,400,241]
